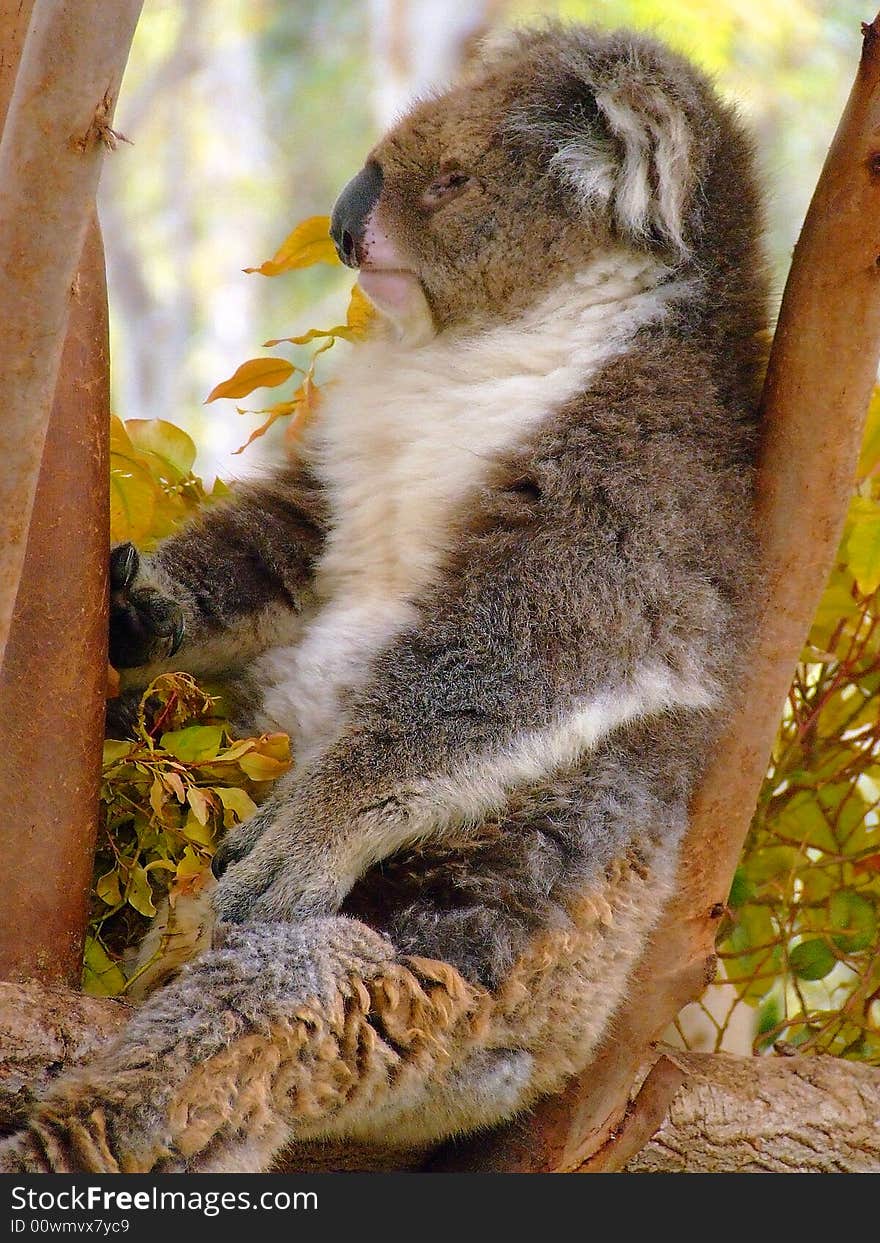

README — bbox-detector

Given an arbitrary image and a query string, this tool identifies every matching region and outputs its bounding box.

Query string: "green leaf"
[82,937,126,997]
[829,891,876,952]
[743,845,799,887]
[102,740,134,764]
[789,938,836,981]
[727,867,754,909]
[160,725,224,763]
[127,865,157,917]
[773,791,836,853]
[95,869,123,907]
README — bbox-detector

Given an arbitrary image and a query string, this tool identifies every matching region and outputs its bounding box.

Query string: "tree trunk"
[0,984,126,1134]
[0,0,142,669]
[0,217,111,985]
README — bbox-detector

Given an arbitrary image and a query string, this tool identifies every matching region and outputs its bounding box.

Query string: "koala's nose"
[330,161,384,268]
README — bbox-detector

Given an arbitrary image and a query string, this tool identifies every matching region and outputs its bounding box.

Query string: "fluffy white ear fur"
[520,81,695,257]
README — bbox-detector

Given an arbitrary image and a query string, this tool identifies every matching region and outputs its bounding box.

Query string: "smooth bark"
[0,0,142,668]
[0,217,111,985]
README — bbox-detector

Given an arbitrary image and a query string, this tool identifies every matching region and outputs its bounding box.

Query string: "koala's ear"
[511,72,697,257]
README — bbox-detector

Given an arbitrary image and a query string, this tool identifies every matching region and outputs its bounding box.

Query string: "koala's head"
[331,24,756,339]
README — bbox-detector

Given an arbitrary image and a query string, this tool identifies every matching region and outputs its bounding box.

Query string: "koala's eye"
[420,169,476,211]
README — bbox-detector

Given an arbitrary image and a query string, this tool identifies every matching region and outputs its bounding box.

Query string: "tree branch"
[621,1052,880,1174]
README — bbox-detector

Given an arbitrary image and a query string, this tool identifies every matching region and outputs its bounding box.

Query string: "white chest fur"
[253,253,683,756]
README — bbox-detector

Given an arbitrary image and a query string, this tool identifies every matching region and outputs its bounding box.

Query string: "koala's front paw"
[110,543,185,669]
[211,808,338,926]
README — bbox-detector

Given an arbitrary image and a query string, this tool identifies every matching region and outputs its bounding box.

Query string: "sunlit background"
[101,0,865,483]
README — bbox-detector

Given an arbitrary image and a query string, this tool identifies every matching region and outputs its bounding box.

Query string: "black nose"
[330,161,384,268]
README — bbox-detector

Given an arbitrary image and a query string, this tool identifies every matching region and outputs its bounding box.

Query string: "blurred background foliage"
[102,0,861,479]
[97,0,880,1061]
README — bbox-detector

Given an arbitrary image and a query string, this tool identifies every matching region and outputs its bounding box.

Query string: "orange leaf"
[264,327,341,347]
[205,358,296,403]
[232,400,299,455]
[854,853,880,874]
[243,216,340,277]
[343,283,375,339]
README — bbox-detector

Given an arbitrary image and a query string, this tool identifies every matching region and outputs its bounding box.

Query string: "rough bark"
[0,0,142,669]
[622,1053,880,1174]
[432,11,880,1173]
[0,983,127,1134]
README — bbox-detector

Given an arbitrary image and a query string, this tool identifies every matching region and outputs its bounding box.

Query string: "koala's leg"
[109,466,326,686]
[0,919,483,1174]
[0,734,685,1174]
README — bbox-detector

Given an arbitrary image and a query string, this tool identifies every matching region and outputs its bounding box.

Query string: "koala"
[1,23,766,1172]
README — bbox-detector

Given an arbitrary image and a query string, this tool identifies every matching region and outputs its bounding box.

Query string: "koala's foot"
[109,543,185,670]
[209,801,343,925]
[0,920,477,1173]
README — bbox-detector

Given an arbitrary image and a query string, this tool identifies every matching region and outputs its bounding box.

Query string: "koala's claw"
[109,543,185,669]
[110,540,140,591]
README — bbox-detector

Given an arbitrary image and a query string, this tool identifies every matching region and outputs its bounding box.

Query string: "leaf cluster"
[89,673,290,996]
[717,391,880,1062]
[205,216,374,452]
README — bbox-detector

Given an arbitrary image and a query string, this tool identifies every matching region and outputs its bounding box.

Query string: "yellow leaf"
[149,775,167,819]
[183,808,214,845]
[259,732,292,763]
[125,419,197,482]
[162,770,186,803]
[238,752,289,781]
[264,328,340,347]
[857,387,880,480]
[233,397,301,455]
[176,846,205,881]
[217,738,258,762]
[344,283,375,339]
[244,216,340,276]
[110,413,135,455]
[127,865,156,917]
[205,357,296,404]
[236,732,291,780]
[846,497,880,595]
[186,786,212,826]
[110,455,158,544]
[216,786,257,826]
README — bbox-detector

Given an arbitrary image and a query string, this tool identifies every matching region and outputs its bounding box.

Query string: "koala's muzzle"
[330,161,384,267]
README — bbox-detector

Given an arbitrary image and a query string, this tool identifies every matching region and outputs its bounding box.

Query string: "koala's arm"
[110,465,326,680]
[213,407,735,924]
